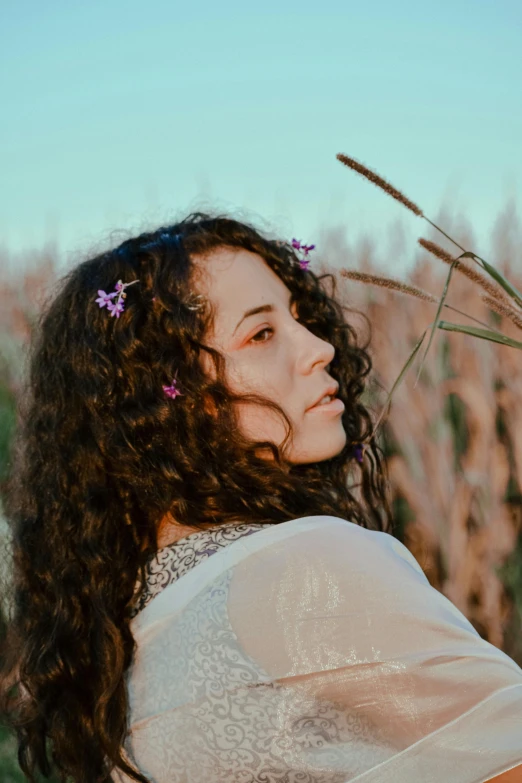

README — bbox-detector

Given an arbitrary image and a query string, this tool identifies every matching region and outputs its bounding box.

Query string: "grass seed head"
[336,153,424,217]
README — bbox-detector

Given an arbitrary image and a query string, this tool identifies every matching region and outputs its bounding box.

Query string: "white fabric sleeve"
[226,516,522,782]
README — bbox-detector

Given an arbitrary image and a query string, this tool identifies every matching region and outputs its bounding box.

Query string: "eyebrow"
[233,304,274,335]
[233,293,294,336]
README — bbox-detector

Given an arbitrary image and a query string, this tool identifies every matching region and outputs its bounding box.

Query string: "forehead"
[193,247,290,327]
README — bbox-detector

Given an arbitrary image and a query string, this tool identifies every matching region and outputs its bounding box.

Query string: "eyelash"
[249,313,302,345]
[250,327,273,345]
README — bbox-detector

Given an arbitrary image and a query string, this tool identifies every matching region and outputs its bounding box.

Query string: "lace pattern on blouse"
[129,522,274,618]
[122,536,393,782]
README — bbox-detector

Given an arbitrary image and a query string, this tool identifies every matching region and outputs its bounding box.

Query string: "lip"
[306,397,345,414]
[306,382,340,412]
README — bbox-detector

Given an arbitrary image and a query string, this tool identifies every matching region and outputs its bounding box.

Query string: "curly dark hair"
[0,211,392,783]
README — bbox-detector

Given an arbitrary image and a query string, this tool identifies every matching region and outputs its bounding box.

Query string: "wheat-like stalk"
[336,148,522,399]
[482,295,522,331]
[340,269,509,336]
[418,239,510,304]
[336,153,522,312]
[336,154,424,218]
[340,270,437,302]
[335,152,473,258]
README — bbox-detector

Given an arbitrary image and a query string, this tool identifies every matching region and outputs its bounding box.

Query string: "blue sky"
[1,0,520,274]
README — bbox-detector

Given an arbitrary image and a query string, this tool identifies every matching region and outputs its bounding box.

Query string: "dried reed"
[336,154,424,218]
[482,295,522,331]
[340,270,437,302]
[418,238,510,304]
[336,153,522,308]
[341,270,509,338]
[336,152,522,439]
[336,153,469,255]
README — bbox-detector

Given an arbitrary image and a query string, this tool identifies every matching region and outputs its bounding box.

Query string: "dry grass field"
[321,199,522,665]
[0,203,521,779]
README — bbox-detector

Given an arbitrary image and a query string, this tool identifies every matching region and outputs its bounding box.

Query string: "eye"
[249,327,273,344]
[247,308,301,346]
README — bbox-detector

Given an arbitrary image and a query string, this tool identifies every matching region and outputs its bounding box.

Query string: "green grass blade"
[414,261,456,387]
[472,255,522,308]
[372,330,427,439]
[438,320,522,350]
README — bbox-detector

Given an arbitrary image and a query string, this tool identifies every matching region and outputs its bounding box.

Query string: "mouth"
[306,382,340,411]
[306,396,345,414]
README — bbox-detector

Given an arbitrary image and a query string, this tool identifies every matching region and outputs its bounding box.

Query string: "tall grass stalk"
[336,152,522,437]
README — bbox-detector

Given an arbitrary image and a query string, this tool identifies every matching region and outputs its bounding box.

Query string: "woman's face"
[194,247,347,464]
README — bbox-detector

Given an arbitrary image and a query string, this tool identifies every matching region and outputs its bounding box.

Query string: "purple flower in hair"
[291,238,315,270]
[353,444,364,464]
[163,377,183,400]
[95,289,118,307]
[107,299,125,318]
[95,278,139,319]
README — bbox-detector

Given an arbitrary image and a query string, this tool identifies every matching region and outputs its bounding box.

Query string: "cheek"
[202,348,297,433]
[234,399,291,442]
[226,358,276,398]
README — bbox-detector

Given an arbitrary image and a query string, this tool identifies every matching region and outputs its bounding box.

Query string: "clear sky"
[1,0,521,274]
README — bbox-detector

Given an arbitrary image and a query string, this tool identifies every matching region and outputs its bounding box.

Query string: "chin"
[289,426,347,465]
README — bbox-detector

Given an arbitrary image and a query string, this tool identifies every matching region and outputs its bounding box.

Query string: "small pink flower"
[107,299,125,318]
[95,290,118,307]
[94,278,139,318]
[291,238,315,270]
[163,378,183,399]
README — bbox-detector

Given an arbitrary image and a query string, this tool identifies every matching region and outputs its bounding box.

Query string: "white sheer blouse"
[114,515,522,782]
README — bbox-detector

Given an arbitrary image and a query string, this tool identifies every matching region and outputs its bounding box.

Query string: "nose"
[295,322,335,374]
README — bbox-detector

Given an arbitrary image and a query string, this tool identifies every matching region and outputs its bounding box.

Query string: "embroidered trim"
[129,522,273,618]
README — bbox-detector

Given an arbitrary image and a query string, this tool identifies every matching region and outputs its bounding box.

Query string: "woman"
[1,212,522,783]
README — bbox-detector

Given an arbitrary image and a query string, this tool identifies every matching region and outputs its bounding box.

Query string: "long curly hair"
[0,211,392,783]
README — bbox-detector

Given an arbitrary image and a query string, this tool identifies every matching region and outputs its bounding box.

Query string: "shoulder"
[227,515,485,679]
[244,514,428,586]
[229,514,432,629]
